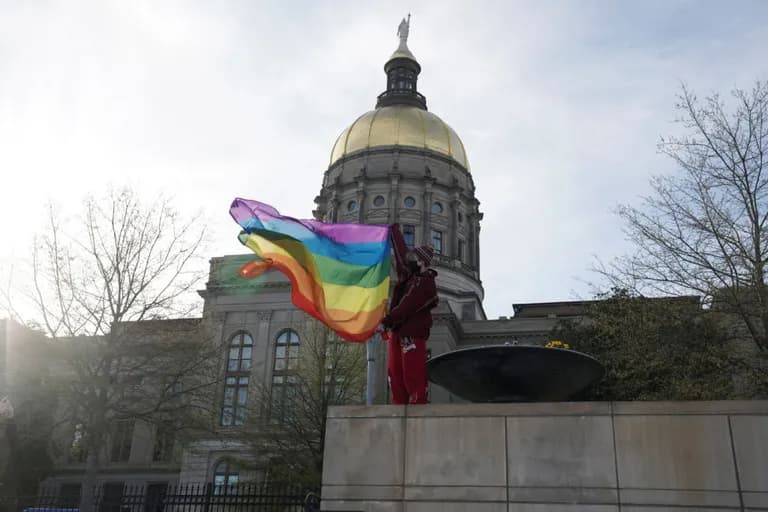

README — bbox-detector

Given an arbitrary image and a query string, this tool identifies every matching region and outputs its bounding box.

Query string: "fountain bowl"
[427,344,605,402]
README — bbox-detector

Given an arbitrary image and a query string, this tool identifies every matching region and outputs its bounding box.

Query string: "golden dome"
[329,105,469,170]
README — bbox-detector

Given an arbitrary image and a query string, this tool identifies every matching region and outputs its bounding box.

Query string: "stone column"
[313,189,328,221]
[328,192,339,223]
[475,211,483,274]
[388,173,400,224]
[355,179,367,224]
[255,311,273,386]
[450,196,461,259]
[475,222,481,273]
[422,181,433,248]
[466,213,476,268]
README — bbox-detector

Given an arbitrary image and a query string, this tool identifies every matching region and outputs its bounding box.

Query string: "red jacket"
[385,224,439,339]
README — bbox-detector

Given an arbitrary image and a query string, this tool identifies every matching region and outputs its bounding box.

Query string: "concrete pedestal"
[321,401,768,511]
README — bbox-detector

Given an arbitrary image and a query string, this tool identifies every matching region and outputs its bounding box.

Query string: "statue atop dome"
[397,14,411,48]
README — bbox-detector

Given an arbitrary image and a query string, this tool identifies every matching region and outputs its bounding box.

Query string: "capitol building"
[2,21,586,490]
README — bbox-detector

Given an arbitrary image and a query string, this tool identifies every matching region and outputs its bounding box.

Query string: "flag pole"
[366,336,378,405]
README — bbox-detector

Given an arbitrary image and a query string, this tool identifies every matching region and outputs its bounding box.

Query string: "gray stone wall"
[321,401,768,511]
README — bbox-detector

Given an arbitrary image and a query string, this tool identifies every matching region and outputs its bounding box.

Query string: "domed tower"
[314,17,485,321]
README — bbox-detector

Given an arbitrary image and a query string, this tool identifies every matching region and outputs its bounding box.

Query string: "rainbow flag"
[229,198,391,342]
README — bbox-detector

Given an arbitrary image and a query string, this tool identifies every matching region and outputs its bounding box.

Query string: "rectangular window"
[270,378,287,423]
[325,342,337,370]
[110,421,134,462]
[220,376,249,426]
[402,225,416,248]
[270,374,284,415]
[70,423,87,463]
[458,239,465,262]
[431,230,443,255]
[271,331,301,423]
[152,423,174,462]
[271,376,301,423]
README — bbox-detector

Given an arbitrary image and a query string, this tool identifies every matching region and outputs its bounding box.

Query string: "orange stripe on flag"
[238,259,273,279]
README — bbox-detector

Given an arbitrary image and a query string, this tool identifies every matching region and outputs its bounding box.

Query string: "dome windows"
[402,225,416,248]
[458,211,464,223]
[347,200,358,212]
[432,202,444,215]
[373,195,386,207]
[404,196,416,208]
[388,69,416,92]
[430,229,443,254]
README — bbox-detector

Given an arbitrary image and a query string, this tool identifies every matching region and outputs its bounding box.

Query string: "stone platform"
[321,401,768,511]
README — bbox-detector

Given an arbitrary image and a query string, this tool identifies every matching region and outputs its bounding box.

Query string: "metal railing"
[2,483,321,512]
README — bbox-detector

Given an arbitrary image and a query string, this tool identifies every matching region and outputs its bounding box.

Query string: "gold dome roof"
[329,105,469,170]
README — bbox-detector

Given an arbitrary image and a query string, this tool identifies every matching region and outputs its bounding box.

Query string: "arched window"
[271,330,301,421]
[387,70,398,89]
[274,330,300,371]
[227,332,253,372]
[213,460,239,492]
[221,332,253,427]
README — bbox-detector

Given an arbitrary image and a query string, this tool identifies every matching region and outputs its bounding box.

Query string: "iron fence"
[1,483,320,512]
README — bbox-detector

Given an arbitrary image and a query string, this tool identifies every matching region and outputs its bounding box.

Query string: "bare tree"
[598,81,768,351]
[3,188,220,512]
[242,319,366,488]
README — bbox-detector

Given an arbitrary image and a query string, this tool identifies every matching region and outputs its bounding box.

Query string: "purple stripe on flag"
[230,198,389,244]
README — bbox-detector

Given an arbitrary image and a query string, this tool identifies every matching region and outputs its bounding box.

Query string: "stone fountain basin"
[427,344,605,403]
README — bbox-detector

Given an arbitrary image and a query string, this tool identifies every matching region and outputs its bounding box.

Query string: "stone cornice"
[205,281,292,295]
[327,146,471,176]
[320,177,477,204]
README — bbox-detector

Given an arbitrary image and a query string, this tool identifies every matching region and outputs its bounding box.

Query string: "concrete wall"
[321,401,768,511]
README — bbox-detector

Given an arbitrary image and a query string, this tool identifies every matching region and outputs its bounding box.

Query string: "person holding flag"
[229,199,438,405]
[381,224,439,405]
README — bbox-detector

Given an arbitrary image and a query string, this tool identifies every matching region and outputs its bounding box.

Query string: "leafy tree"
[552,289,760,401]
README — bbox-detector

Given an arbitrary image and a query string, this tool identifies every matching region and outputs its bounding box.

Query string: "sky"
[1,0,767,320]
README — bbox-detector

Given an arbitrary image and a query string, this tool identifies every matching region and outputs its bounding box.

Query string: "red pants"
[386,332,428,405]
